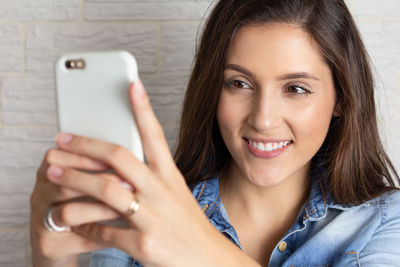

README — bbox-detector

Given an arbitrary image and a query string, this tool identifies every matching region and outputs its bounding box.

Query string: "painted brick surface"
[0,128,56,226]
[84,2,212,20]
[161,23,200,74]
[26,24,159,75]
[0,25,23,74]
[351,0,400,17]
[0,230,26,267]
[0,0,398,266]
[0,0,80,21]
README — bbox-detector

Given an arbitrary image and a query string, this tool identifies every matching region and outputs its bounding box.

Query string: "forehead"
[226,23,328,77]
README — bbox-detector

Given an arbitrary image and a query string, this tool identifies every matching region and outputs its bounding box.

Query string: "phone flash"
[66,59,85,69]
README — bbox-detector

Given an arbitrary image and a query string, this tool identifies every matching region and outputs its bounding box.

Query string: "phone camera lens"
[66,60,75,69]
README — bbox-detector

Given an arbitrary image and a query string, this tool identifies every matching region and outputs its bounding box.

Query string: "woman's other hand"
[31,141,124,266]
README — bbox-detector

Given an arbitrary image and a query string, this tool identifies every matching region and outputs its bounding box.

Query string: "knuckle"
[136,233,154,260]
[57,187,73,199]
[58,204,73,226]
[108,145,128,163]
[100,180,116,200]
[44,149,57,165]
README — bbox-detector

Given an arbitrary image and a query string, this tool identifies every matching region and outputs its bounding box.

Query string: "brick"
[86,0,210,2]
[164,125,180,152]
[0,230,26,267]
[141,73,190,94]
[84,2,212,20]
[354,20,400,124]
[26,24,159,75]
[0,127,55,171]
[384,121,400,174]
[150,93,183,126]
[1,74,57,125]
[0,25,23,74]
[0,128,56,225]
[350,0,400,18]
[161,23,200,74]
[0,0,80,21]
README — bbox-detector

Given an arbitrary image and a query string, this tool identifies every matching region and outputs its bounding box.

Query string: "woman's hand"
[31,80,260,267]
[30,146,123,266]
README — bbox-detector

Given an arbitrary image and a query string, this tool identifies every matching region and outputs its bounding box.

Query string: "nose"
[247,92,283,133]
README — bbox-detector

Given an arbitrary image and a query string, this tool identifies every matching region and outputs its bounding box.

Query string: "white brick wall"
[0,1,398,266]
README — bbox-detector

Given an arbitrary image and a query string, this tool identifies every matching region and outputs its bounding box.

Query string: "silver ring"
[124,194,140,217]
[43,207,67,232]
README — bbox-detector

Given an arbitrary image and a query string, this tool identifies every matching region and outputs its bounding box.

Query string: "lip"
[243,137,292,159]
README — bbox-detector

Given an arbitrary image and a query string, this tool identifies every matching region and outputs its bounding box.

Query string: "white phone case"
[55,51,143,162]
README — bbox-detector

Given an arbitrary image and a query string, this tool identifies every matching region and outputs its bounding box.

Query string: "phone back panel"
[55,51,143,161]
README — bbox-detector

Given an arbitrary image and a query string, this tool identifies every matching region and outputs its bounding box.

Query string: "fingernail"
[133,81,145,97]
[56,133,73,145]
[120,180,134,191]
[48,165,64,179]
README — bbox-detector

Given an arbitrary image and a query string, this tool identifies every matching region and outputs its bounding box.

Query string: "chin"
[245,170,288,188]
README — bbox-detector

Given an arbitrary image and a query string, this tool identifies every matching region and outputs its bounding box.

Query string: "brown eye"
[229,80,251,89]
[287,85,309,95]
[234,80,245,88]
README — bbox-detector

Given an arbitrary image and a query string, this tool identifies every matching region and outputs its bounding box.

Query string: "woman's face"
[217,23,337,187]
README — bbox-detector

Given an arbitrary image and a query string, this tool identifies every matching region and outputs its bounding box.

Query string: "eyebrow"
[225,64,320,82]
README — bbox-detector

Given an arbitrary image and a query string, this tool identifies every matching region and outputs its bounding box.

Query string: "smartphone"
[55,51,143,162]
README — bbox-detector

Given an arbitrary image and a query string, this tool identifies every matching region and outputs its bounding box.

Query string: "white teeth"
[251,140,257,148]
[265,143,273,151]
[248,139,291,152]
[257,142,264,150]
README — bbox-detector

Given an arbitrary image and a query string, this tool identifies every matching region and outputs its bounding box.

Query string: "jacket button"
[278,241,287,252]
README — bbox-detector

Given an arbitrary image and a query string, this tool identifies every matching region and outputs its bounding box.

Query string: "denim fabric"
[89,168,400,267]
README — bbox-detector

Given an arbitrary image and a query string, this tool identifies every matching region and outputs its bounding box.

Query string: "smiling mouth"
[244,138,293,152]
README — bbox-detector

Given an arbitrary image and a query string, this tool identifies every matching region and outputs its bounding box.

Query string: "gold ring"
[124,194,140,217]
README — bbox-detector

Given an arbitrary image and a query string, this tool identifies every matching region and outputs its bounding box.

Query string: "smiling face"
[217,23,337,188]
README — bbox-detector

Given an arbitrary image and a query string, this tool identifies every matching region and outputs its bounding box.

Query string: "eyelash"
[286,83,313,96]
[223,78,313,96]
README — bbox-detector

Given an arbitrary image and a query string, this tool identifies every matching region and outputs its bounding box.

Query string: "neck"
[219,160,311,226]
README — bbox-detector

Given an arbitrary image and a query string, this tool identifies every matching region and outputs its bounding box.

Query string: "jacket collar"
[193,157,352,223]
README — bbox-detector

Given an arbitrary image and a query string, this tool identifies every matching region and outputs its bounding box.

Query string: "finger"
[47,165,148,228]
[55,133,152,192]
[36,230,107,261]
[41,182,86,205]
[129,81,173,170]
[45,148,108,171]
[51,201,121,227]
[44,166,126,205]
[72,223,144,262]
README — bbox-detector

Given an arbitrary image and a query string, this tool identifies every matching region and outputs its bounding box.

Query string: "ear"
[333,101,342,117]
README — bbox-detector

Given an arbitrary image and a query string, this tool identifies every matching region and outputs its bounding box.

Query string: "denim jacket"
[89,168,400,267]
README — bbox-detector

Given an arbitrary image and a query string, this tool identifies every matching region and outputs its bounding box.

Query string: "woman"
[30,0,400,266]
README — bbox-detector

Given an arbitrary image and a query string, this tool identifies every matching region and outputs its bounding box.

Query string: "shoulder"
[381,189,400,223]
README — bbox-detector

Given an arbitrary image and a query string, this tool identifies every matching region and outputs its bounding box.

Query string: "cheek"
[289,97,334,148]
[216,92,247,138]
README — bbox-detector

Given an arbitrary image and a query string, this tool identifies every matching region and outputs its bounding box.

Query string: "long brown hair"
[174,0,399,204]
